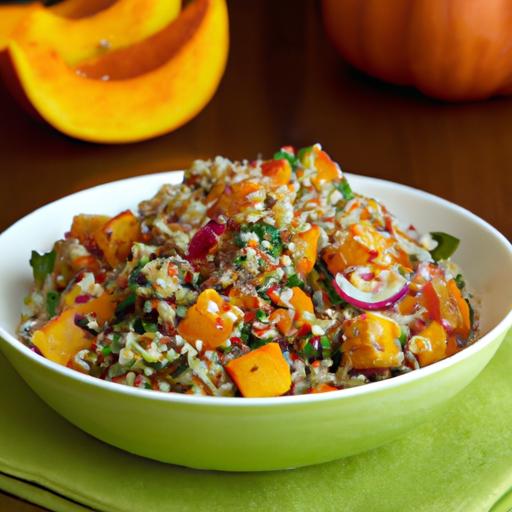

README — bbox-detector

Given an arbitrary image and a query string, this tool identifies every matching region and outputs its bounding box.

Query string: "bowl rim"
[0,171,511,407]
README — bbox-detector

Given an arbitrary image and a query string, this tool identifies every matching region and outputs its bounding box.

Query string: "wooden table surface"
[1,0,511,510]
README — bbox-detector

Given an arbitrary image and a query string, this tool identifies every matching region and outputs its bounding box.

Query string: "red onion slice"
[187,219,226,260]
[332,271,409,311]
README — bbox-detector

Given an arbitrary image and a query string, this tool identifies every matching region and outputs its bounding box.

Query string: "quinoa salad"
[18,144,477,397]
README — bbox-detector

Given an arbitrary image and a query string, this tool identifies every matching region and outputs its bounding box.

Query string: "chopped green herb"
[399,329,407,347]
[237,222,283,258]
[297,145,313,163]
[320,336,331,357]
[240,323,251,343]
[287,273,304,288]
[454,274,465,290]
[248,337,268,349]
[46,290,60,318]
[233,254,246,267]
[142,320,158,333]
[273,149,299,171]
[429,232,460,261]
[111,333,122,354]
[102,346,112,357]
[115,293,136,317]
[30,250,56,287]
[256,309,268,322]
[335,179,354,201]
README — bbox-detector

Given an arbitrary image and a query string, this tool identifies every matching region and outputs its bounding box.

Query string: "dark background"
[0,1,511,508]
[1,0,511,239]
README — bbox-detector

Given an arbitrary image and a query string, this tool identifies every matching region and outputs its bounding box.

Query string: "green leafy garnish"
[102,346,112,357]
[429,232,460,261]
[297,145,313,163]
[454,274,465,290]
[286,273,304,288]
[46,290,60,318]
[237,222,283,258]
[273,149,299,171]
[240,323,251,343]
[111,333,122,354]
[398,329,407,347]
[255,309,268,322]
[115,293,136,317]
[320,336,331,358]
[335,179,355,201]
[30,250,56,287]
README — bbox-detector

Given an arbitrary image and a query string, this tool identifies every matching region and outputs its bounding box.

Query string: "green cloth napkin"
[1,332,511,512]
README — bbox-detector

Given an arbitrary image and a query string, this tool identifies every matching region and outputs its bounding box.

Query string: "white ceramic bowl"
[0,172,510,471]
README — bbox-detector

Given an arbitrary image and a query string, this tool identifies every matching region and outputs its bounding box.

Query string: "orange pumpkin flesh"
[0,4,36,50]
[1,0,228,143]
[0,0,133,52]
[11,0,182,66]
[322,0,512,101]
[50,0,117,19]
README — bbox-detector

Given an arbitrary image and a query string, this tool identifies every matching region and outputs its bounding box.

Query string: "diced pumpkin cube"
[311,147,341,189]
[447,279,471,338]
[70,214,110,246]
[421,278,470,338]
[61,285,116,325]
[228,288,261,310]
[293,225,320,276]
[32,309,94,365]
[409,320,447,367]
[225,342,291,397]
[74,293,116,325]
[342,312,402,369]
[289,287,314,326]
[207,180,262,219]
[322,223,387,274]
[397,294,418,315]
[269,308,293,336]
[261,159,292,187]
[177,289,242,349]
[94,210,141,267]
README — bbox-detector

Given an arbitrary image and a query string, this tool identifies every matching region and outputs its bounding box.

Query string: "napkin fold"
[1,332,511,512]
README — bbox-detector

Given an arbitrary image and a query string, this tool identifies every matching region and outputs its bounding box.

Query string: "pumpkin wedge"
[0,0,132,52]
[10,0,182,66]
[0,4,35,50]
[50,0,116,19]
[1,0,228,143]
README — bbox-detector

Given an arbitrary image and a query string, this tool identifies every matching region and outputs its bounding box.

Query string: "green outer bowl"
[0,172,511,471]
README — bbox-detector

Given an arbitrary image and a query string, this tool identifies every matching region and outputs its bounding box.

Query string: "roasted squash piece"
[70,214,110,246]
[289,286,314,326]
[342,312,402,369]
[322,223,386,275]
[261,158,292,187]
[207,180,262,219]
[62,285,116,321]
[177,288,242,349]
[293,225,320,276]
[94,210,141,267]
[32,309,94,365]
[225,342,291,397]
[11,0,181,66]
[410,320,447,367]
[269,308,293,336]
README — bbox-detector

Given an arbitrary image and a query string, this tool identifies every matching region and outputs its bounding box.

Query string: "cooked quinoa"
[18,144,477,397]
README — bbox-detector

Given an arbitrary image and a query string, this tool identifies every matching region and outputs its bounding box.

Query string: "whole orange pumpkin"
[322,0,512,101]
